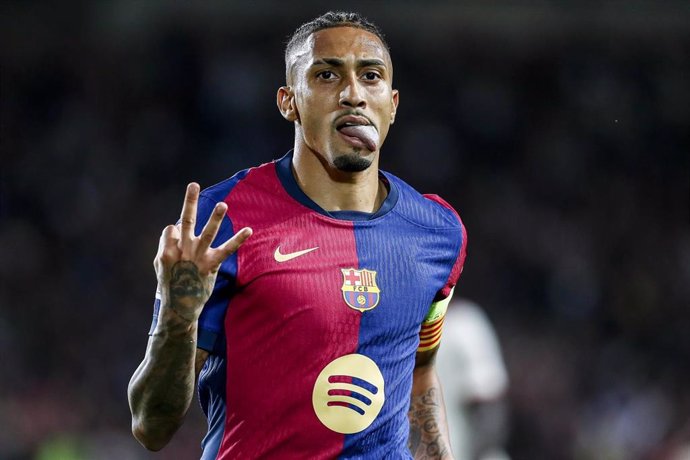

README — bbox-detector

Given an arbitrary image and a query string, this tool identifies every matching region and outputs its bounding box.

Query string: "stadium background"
[1,1,689,459]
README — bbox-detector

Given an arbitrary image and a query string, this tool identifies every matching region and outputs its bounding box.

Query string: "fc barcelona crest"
[340,268,381,312]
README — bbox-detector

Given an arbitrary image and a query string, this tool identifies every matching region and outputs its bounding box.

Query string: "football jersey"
[152,151,466,459]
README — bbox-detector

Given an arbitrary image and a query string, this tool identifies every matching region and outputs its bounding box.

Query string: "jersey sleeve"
[417,194,468,353]
[148,193,239,354]
[417,287,455,352]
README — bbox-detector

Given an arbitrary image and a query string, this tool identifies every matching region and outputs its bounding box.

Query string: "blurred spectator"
[436,299,510,460]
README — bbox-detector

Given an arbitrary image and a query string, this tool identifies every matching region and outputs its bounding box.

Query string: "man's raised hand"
[154,183,252,323]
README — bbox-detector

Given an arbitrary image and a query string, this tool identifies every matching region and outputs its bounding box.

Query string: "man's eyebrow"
[358,58,387,68]
[311,57,388,68]
[312,57,344,67]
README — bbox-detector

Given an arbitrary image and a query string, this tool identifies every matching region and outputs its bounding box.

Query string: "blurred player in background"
[128,11,467,459]
[436,300,510,460]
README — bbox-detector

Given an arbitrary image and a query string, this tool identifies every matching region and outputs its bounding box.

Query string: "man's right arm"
[128,300,204,451]
[127,183,251,451]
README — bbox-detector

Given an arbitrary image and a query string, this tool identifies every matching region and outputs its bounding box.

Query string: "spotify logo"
[312,354,385,434]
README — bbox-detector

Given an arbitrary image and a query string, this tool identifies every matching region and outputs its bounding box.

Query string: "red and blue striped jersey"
[156,151,467,459]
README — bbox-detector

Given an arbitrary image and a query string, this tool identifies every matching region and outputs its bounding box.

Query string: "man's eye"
[363,71,381,81]
[318,71,336,80]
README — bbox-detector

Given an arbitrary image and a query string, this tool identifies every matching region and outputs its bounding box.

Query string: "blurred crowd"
[1,2,688,459]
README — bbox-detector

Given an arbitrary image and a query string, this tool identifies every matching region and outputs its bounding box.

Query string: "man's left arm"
[408,347,453,460]
[409,195,467,459]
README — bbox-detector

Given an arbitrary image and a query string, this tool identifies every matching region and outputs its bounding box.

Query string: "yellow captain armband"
[417,288,454,352]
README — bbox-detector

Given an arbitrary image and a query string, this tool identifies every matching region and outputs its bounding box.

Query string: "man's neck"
[292,146,387,214]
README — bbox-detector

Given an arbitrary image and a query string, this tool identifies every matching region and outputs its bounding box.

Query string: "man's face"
[284,26,399,172]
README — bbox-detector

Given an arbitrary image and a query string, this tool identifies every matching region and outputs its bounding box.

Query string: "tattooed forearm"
[128,262,207,450]
[408,386,452,460]
[128,318,198,449]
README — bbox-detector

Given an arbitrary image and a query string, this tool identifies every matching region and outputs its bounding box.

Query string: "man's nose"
[339,76,366,109]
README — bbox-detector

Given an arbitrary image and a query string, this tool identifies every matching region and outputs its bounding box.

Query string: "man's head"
[284,12,391,85]
[278,12,399,173]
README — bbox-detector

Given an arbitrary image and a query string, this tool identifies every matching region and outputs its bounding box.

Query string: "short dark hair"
[285,11,389,80]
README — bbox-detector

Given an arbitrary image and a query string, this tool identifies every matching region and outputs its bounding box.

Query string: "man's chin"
[333,153,373,172]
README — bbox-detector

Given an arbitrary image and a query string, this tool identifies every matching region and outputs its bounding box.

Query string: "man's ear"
[277,86,299,122]
[390,89,399,125]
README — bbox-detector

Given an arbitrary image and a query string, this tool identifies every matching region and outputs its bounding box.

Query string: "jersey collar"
[275,150,398,221]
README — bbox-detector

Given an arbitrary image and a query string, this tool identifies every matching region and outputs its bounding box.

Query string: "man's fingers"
[158,224,179,250]
[215,227,253,261]
[179,183,200,241]
[198,202,228,252]
[155,224,180,266]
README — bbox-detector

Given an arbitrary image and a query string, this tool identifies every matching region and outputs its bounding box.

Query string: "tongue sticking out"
[338,125,379,151]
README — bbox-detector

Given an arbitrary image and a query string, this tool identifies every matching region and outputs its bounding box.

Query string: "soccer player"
[128,11,467,459]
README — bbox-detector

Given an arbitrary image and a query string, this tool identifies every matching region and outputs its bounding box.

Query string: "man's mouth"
[335,115,379,152]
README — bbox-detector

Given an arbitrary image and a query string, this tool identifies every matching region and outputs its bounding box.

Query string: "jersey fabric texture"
[151,151,467,459]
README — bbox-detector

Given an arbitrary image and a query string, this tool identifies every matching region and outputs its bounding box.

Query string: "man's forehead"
[290,26,391,68]
[310,27,388,58]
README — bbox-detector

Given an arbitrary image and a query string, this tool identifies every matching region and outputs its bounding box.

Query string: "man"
[128,11,467,459]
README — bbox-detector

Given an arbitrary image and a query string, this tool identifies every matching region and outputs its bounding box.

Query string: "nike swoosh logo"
[274,245,319,262]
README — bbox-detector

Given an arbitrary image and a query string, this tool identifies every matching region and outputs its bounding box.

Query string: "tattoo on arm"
[169,261,210,322]
[128,261,209,448]
[408,387,450,460]
[129,325,198,448]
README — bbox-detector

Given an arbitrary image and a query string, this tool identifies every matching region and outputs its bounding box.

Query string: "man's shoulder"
[383,170,464,232]
[199,159,278,203]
